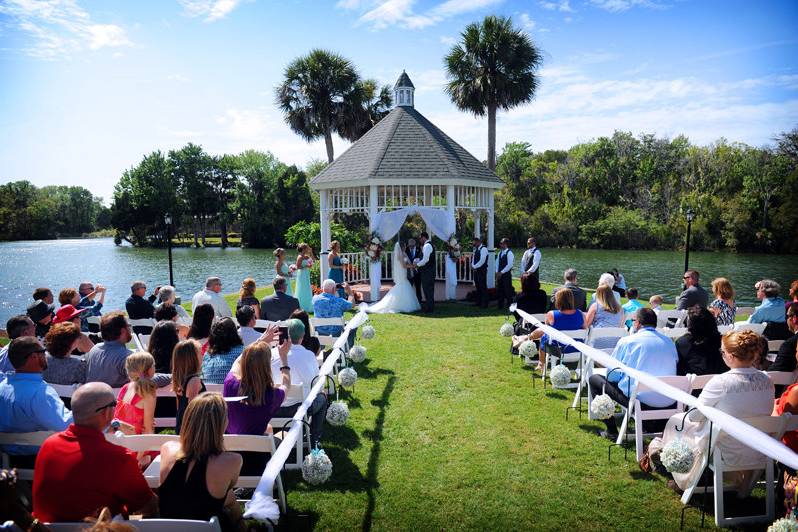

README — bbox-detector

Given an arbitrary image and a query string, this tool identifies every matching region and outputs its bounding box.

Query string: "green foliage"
[284,220,362,253]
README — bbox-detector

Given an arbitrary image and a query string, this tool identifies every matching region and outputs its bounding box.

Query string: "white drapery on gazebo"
[310,71,504,302]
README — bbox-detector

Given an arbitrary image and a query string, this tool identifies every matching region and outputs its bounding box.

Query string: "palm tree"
[340,79,394,141]
[444,15,543,171]
[276,49,365,163]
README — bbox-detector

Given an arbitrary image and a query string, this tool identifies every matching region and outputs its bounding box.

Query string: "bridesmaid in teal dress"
[328,240,346,298]
[294,243,314,313]
[273,248,294,297]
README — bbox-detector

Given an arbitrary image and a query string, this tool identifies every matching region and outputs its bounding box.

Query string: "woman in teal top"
[294,243,314,313]
[328,240,345,298]
[273,248,293,297]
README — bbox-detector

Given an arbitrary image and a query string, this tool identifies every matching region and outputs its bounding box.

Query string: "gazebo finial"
[394,70,415,108]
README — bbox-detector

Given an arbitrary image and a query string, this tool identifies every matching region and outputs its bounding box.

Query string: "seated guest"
[589,273,622,306]
[155,285,189,319]
[788,280,798,311]
[768,303,798,387]
[171,340,206,434]
[52,304,95,353]
[750,279,789,339]
[584,284,625,349]
[84,311,133,387]
[224,335,290,474]
[32,382,157,522]
[76,281,106,332]
[237,278,260,319]
[148,320,180,373]
[0,337,73,462]
[550,268,587,312]
[260,276,300,322]
[0,315,35,375]
[192,277,232,318]
[236,305,262,347]
[649,294,663,312]
[290,309,321,356]
[43,322,87,385]
[32,287,55,306]
[622,288,644,329]
[643,330,773,491]
[611,268,627,298]
[272,319,328,447]
[58,287,80,308]
[202,318,244,384]
[675,306,724,376]
[588,308,678,439]
[708,277,737,326]
[188,303,215,351]
[154,302,189,338]
[512,272,548,324]
[159,392,242,528]
[125,280,159,320]
[114,352,158,468]
[676,270,709,310]
[27,300,54,339]
[528,289,585,373]
[312,279,355,337]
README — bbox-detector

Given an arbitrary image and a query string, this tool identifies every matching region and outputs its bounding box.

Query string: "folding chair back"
[717,325,733,334]
[627,375,691,459]
[138,334,151,350]
[656,310,686,328]
[657,327,687,340]
[767,371,798,387]
[0,431,55,479]
[733,322,766,335]
[128,318,155,332]
[688,373,717,394]
[769,340,785,353]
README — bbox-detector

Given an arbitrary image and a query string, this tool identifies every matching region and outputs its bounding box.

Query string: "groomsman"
[406,238,423,304]
[520,237,541,281]
[495,238,514,310]
[471,236,488,308]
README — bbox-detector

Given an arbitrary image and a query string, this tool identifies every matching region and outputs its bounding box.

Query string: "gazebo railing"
[340,252,369,284]
[339,251,474,284]
[435,251,474,283]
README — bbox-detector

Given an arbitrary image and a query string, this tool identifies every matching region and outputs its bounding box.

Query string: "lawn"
[263,301,725,531]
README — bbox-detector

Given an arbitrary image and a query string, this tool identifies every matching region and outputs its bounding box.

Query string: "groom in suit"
[406,238,423,304]
[414,232,436,313]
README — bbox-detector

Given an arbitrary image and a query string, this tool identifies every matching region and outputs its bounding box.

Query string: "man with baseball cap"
[0,337,73,463]
[27,300,54,338]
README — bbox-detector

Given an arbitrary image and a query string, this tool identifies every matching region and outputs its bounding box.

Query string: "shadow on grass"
[544,391,569,400]
[273,508,320,531]
[362,375,397,532]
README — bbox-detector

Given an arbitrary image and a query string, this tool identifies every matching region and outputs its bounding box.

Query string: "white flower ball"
[590,394,616,420]
[519,340,537,358]
[361,325,376,340]
[326,401,350,426]
[660,439,695,474]
[302,448,333,485]
[499,323,514,337]
[338,367,358,387]
[769,517,798,532]
[348,345,367,363]
[549,364,571,388]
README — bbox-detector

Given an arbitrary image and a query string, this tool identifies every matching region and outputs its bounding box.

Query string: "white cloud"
[0,0,132,59]
[343,0,503,30]
[519,13,536,30]
[177,0,242,22]
[430,0,503,17]
[588,0,668,12]
[538,0,574,13]
[440,35,457,45]
[167,73,191,82]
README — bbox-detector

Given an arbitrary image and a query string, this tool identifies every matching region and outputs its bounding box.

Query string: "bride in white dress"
[368,241,421,314]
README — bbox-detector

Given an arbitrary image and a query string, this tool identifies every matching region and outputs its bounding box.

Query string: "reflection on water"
[0,238,794,323]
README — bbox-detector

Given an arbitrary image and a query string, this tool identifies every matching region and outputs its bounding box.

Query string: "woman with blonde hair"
[171,339,206,434]
[114,352,158,467]
[159,392,243,530]
[235,278,260,319]
[641,330,774,491]
[584,284,625,349]
[294,242,314,312]
[273,248,294,297]
[709,277,737,326]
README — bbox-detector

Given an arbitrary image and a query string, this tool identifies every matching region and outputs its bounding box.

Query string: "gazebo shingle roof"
[310,106,503,189]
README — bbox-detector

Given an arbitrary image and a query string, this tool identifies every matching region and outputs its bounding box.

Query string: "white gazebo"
[310,71,504,302]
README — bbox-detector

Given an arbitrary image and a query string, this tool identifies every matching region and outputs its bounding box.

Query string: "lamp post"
[683,207,694,273]
[165,214,174,288]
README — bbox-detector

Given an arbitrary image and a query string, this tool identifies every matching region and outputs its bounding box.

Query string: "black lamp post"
[165,213,174,288]
[683,207,694,273]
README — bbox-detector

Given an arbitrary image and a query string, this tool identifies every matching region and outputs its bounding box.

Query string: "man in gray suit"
[550,268,587,312]
[260,277,300,321]
[676,269,709,310]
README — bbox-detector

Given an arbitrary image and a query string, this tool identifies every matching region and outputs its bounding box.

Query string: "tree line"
[0,181,110,240]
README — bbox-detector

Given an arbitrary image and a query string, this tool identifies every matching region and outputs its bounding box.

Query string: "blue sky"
[1,0,797,202]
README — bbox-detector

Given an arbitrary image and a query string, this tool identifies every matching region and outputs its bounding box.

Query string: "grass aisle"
[276,302,715,531]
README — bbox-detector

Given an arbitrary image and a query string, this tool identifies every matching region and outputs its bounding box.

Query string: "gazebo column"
[446,185,456,300]
[487,194,496,289]
[474,210,481,239]
[319,190,331,282]
[368,185,381,302]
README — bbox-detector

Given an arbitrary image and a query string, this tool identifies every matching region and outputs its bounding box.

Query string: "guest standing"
[273,248,294,297]
[236,278,260,319]
[708,277,737,326]
[519,237,541,282]
[328,240,346,298]
[471,236,488,308]
[495,238,514,311]
[294,243,315,313]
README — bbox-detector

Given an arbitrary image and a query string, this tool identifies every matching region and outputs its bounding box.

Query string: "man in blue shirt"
[313,280,355,337]
[0,315,35,377]
[0,337,73,460]
[588,307,677,438]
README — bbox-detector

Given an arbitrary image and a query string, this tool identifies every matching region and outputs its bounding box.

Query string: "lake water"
[0,238,794,324]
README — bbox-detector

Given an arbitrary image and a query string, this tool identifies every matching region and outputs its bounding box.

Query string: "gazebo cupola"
[394,70,414,108]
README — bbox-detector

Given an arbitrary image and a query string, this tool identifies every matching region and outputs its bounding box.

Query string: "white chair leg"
[766,460,775,523]
[635,410,645,461]
[276,473,287,514]
[713,458,725,526]
[616,408,629,446]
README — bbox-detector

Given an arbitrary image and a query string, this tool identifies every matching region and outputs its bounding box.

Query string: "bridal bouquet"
[364,232,383,263]
[446,233,461,261]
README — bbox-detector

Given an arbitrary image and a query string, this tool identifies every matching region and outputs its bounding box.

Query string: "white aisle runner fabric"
[243,308,370,522]
[514,307,798,470]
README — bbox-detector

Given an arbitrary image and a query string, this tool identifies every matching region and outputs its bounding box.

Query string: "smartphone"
[278,326,289,343]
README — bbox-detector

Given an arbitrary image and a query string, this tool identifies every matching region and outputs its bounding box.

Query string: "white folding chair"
[569,329,627,411]
[0,431,55,480]
[270,383,311,470]
[769,340,785,353]
[542,329,588,389]
[86,315,102,332]
[767,370,798,387]
[46,518,223,531]
[687,373,717,395]
[128,318,155,332]
[657,310,686,328]
[254,319,276,331]
[717,325,733,334]
[734,322,766,335]
[586,327,627,348]
[657,327,688,340]
[137,334,151,350]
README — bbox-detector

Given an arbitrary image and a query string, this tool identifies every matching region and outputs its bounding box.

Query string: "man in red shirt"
[32,382,157,522]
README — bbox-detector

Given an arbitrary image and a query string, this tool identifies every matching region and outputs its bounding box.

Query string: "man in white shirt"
[191,276,232,317]
[413,232,436,313]
[235,305,266,347]
[271,319,327,446]
[495,238,514,311]
[520,237,541,282]
[471,236,488,308]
